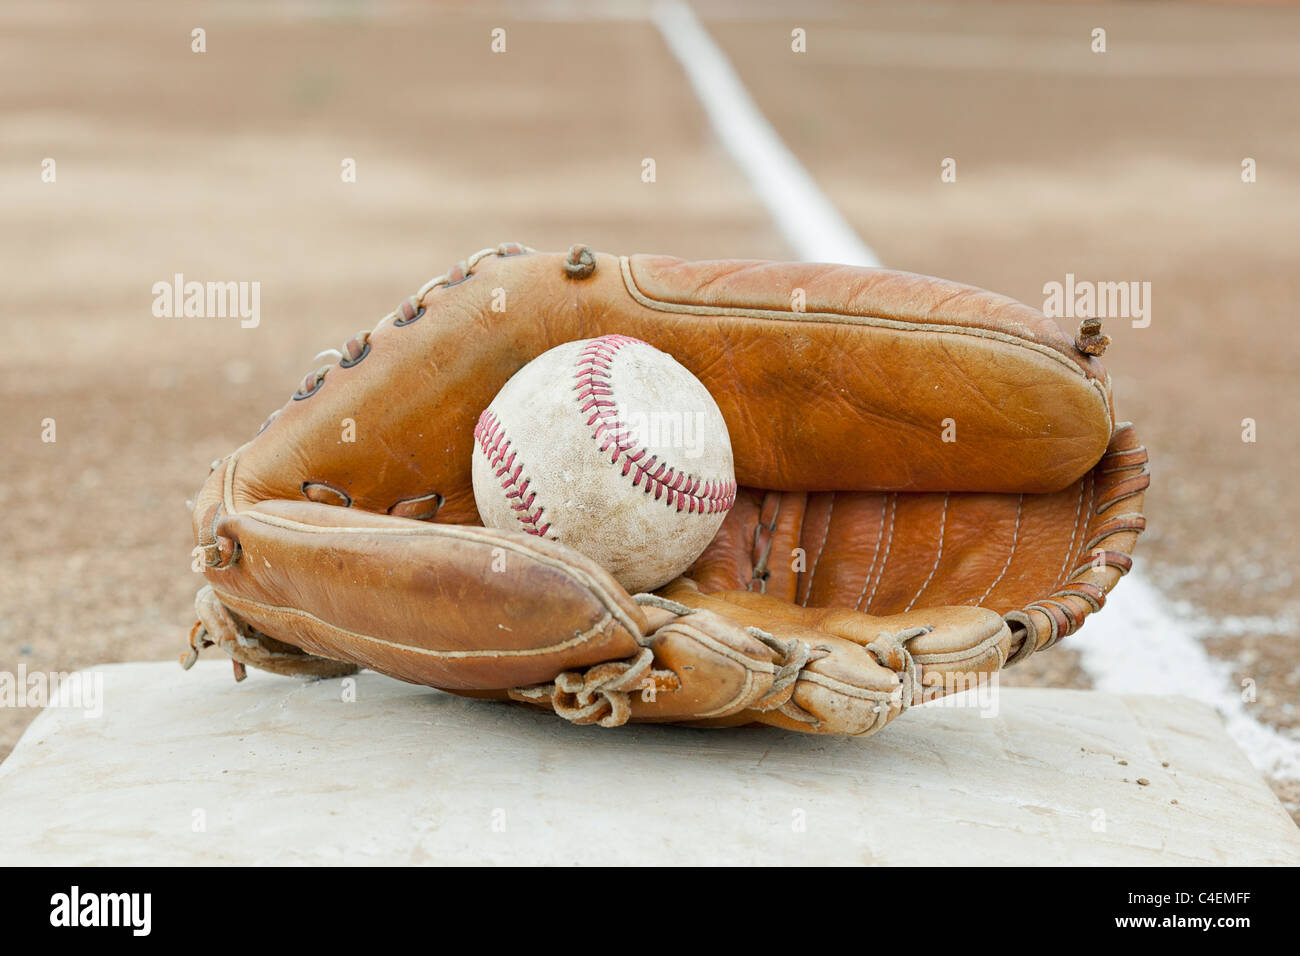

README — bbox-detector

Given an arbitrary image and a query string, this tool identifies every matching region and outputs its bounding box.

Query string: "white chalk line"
[652,0,1300,787]
[1077,575,1300,783]
[651,0,880,268]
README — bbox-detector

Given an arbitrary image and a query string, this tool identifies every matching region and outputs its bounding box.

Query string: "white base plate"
[1,662,1296,865]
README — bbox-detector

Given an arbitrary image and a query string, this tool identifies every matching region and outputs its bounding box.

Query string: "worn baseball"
[472,335,736,593]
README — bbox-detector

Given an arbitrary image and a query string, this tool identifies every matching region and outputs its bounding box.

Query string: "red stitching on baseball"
[573,336,736,515]
[474,409,551,536]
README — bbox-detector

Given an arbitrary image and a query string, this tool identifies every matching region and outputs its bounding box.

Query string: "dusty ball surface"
[472,335,736,593]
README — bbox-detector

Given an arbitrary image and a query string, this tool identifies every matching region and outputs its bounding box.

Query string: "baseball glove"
[185,243,1148,736]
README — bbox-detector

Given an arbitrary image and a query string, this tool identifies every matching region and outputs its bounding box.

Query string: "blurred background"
[2,0,1297,820]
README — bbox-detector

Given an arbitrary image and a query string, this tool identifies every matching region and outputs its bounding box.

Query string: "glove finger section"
[460,607,788,728]
[628,610,782,722]
[205,499,647,690]
[654,582,918,735]
[662,582,1013,731]
[741,610,1009,735]
[816,605,1011,710]
[813,605,1010,663]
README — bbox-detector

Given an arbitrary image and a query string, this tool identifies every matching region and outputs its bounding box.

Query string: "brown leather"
[186,244,1148,737]
[686,422,1148,659]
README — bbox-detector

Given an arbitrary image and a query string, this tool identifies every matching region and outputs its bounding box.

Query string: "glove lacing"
[184,584,359,681]
[865,626,927,716]
[507,647,679,729]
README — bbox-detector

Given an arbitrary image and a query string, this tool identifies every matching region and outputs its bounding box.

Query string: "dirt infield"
[2,1,1296,819]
